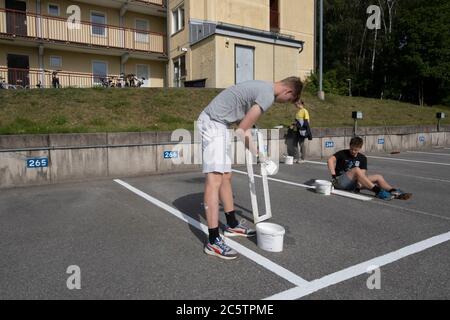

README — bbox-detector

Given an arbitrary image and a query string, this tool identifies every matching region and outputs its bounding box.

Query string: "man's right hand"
[331,175,338,187]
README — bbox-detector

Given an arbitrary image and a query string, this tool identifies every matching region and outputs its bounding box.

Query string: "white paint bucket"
[315,180,333,195]
[256,223,286,252]
[285,156,294,165]
[262,160,278,176]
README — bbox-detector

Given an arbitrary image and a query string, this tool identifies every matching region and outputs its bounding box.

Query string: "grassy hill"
[0,87,448,134]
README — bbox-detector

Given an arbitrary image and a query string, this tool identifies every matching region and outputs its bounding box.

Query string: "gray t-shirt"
[203,80,275,125]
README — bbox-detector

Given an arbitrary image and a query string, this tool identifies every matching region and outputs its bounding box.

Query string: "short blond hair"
[281,77,304,103]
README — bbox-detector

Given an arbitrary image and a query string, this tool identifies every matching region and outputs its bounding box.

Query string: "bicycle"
[0,77,19,89]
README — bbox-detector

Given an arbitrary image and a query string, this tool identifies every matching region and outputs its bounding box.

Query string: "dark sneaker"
[224,220,256,238]
[204,237,238,260]
[391,189,412,200]
[376,189,394,201]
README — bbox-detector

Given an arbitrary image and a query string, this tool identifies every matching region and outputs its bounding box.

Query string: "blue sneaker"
[204,237,238,260]
[376,189,394,201]
[391,189,412,200]
[224,220,256,238]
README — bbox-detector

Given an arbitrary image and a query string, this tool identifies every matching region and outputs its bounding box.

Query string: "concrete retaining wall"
[1,125,449,189]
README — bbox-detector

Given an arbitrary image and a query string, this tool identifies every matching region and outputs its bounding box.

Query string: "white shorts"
[197,112,232,174]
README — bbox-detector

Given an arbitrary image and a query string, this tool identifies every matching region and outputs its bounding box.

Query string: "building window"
[92,61,107,85]
[50,56,62,68]
[91,12,106,37]
[173,55,186,87]
[135,19,149,43]
[48,4,60,16]
[171,5,185,35]
[270,0,280,31]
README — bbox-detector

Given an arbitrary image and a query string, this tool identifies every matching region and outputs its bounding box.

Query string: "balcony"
[0,67,147,89]
[0,8,166,55]
[73,0,167,16]
[130,0,165,6]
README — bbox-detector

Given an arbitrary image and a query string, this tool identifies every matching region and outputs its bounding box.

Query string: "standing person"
[52,71,60,88]
[197,77,303,260]
[293,99,312,163]
[327,137,412,200]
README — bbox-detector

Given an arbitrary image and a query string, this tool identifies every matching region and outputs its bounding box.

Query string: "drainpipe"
[38,44,44,87]
[36,0,42,38]
[36,0,44,86]
[165,1,170,88]
[119,3,128,74]
[121,52,130,67]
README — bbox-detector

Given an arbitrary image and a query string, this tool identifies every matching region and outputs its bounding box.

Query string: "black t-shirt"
[334,150,368,176]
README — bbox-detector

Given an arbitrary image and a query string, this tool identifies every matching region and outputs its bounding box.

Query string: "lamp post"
[437,112,446,132]
[318,0,325,100]
[352,111,363,136]
[347,78,352,97]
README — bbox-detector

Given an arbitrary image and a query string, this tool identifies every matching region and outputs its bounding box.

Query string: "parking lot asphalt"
[1,148,449,300]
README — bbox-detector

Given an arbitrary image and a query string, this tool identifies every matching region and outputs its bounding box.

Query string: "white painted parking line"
[265,231,450,300]
[114,179,309,287]
[305,160,450,184]
[303,160,328,166]
[407,151,450,156]
[232,169,372,201]
[368,156,450,166]
[233,169,314,189]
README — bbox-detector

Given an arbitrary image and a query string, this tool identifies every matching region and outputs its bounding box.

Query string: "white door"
[235,45,254,84]
[137,64,150,87]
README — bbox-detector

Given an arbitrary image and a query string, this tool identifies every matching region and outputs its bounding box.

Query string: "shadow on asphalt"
[173,193,258,246]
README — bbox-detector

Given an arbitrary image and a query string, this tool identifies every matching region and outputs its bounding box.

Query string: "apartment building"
[0,0,315,89]
[168,0,315,88]
[0,0,167,88]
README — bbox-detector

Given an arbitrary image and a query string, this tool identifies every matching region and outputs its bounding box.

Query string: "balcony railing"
[0,8,166,54]
[133,0,165,6]
[0,67,144,89]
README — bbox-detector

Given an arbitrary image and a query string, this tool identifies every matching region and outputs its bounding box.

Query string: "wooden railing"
[0,8,166,54]
[0,67,133,88]
[133,0,165,6]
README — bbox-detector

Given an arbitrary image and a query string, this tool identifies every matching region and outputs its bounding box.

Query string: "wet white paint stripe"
[406,151,450,157]
[232,169,372,201]
[114,179,309,287]
[265,231,450,300]
[304,160,327,166]
[367,156,450,166]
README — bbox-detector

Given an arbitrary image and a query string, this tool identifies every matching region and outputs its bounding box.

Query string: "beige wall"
[213,35,301,88]
[280,0,315,77]
[123,12,166,34]
[168,0,189,87]
[168,0,315,88]
[125,58,165,87]
[190,36,215,88]
[188,0,269,31]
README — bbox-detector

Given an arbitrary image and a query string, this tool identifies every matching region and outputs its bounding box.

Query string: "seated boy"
[327,137,412,200]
